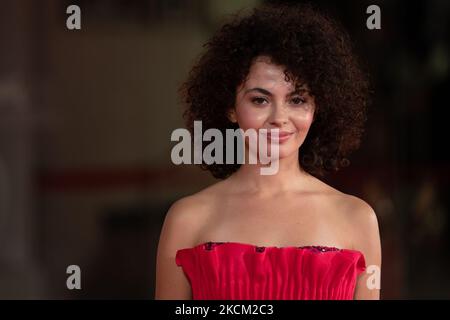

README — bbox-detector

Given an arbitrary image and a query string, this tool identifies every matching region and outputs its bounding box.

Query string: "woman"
[155,2,381,300]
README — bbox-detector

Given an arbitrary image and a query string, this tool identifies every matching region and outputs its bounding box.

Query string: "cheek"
[293,111,315,132]
[235,105,268,130]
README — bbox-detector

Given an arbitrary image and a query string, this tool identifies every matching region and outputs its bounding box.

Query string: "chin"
[277,149,298,159]
[267,143,300,160]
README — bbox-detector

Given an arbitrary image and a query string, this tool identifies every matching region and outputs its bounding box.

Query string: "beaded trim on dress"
[203,241,342,253]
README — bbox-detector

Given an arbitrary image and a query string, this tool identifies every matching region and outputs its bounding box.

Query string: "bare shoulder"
[311,177,380,253]
[337,193,382,266]
[162,195,210,246]
[312,175,378,228]
[309,178,375,223]
[339,194,380,239]
[160,180,226,248]
[311,182,382,299]
[337,194,382,299]
[155,183,223,299]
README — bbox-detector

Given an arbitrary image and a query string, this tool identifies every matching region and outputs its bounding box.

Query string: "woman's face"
[229,56,316,159]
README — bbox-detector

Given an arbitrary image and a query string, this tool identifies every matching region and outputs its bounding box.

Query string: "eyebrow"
[244,87,308,96]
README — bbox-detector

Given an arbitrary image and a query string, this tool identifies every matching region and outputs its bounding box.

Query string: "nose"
[268,103,289,126]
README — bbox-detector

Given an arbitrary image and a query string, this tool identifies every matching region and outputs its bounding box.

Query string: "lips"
[265,130,295,142]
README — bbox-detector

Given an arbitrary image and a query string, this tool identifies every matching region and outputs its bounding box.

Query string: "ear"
[227,108,237,123]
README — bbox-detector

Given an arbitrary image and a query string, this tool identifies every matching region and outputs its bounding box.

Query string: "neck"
[229,149,313,195]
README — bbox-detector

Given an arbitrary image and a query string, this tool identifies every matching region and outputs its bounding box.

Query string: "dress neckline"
[180,241,365,256]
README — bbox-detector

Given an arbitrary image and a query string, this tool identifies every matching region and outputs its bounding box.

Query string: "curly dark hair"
[179,2,370,179]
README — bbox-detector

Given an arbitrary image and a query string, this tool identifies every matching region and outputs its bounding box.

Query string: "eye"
[251,97,268,105]
[291,96,306,105]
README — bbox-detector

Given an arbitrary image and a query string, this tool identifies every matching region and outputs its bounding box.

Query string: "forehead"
[243,57,293,89]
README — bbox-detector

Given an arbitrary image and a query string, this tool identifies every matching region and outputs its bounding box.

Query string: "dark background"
[0,0,449,299]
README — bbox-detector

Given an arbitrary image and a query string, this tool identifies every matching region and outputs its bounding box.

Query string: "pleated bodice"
[175,241,366,300]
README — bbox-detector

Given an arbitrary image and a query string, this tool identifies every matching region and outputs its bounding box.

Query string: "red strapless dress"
[175,241,366,300]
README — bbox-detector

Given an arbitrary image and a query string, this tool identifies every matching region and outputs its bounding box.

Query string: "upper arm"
[155,196,202,300]
[349,197,382,300]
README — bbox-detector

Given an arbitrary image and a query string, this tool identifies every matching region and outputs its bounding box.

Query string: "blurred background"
[0,0,449,299]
